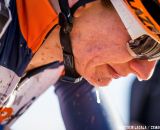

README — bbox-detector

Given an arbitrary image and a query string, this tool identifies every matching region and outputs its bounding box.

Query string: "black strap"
[71,0,96,15]
[58,0,81,83]
[59,27,82,83]
[58,0,95,83]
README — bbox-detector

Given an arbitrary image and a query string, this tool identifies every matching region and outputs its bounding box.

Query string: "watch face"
[0,2,12,38]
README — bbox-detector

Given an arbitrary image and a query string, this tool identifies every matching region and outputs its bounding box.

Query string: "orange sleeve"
[16,0,58,53]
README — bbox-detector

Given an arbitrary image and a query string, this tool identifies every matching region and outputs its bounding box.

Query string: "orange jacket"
[16,0,58,53]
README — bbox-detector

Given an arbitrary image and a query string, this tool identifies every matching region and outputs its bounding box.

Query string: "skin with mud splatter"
[27,0,156,87]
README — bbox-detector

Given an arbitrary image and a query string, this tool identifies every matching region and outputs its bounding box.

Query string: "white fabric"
[0,66,20,106]
[5,65,63,127]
